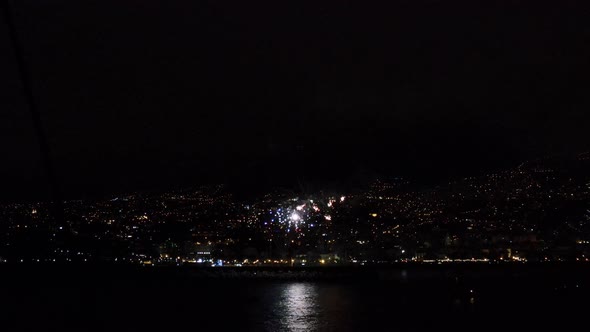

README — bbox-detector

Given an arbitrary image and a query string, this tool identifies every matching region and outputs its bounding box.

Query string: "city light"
[0,167,588,266]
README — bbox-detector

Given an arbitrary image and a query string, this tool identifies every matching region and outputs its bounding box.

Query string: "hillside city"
[1,153,589,266]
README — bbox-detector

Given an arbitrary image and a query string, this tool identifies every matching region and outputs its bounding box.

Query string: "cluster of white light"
[263,196,343,234]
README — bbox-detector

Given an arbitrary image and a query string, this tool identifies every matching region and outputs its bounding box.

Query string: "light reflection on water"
[268,283,321,331]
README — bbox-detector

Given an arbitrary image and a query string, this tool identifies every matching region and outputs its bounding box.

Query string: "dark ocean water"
[1,265,588,331]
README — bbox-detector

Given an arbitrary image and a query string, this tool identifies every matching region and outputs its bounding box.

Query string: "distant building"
[195,245,212,260]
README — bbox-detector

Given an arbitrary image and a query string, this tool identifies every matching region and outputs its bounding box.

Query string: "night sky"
[1,0,589,201]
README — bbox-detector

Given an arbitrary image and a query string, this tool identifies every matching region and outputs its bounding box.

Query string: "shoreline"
[0,262,588,282]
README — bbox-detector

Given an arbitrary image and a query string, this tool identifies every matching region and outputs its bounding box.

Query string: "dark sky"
[2,0,589,201]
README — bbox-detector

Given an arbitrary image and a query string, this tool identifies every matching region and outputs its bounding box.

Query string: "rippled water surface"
[2,266,589,331]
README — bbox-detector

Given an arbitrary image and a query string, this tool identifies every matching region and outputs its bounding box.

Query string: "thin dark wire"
[2,0,64,222]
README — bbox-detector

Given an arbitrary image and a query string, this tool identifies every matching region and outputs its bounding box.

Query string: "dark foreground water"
[1,264,588,331]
